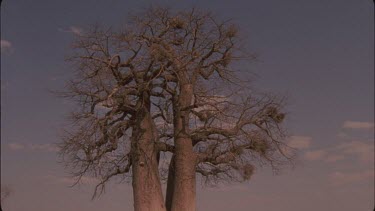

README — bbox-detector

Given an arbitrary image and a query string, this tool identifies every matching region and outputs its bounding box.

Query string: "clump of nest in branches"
[241,164,254,180]
[265,106,285,123]
[150,44,173,61]
[170,17,185,29]
[226,25,238,38]
[250,139,270,156]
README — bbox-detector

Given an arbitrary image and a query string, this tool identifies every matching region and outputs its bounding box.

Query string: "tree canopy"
[59,7,293,211]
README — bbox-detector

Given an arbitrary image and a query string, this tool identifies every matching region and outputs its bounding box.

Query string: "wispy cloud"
[329,170,374,186]
[287,136,312,149]
[216,183,250,192]
[1,40,13,53]
[44,175,99,185]
[304,140,374,163]
[342,121,374,130]
[8,143,25,150]
[336,141,374,163]
[304,149,327,161]
[7,142,58,152]
[336,131,349,139]
[324,155,345,162]
[58,26,84,36]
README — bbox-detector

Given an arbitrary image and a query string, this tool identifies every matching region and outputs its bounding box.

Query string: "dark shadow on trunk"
[165,155,175,211]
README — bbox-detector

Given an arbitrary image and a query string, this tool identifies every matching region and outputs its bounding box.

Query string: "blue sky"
[1,1,374,210]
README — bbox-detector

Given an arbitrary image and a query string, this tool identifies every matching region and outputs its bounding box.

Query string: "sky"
[1,0,374,210]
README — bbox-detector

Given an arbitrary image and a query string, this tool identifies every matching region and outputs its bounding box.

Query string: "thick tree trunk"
[132,109,166,211]
[170,137,197,211]
[169,83,197,211]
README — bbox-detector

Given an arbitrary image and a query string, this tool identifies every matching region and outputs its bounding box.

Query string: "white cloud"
[7,142,58,152]
[1,40,13,53]
[8,143,25,150]
[336,141,374,163]
[304,149,327,161]
[342,121,374,130]
[287,136,311,149]
[58,26,83,36]
[329,170,374,186]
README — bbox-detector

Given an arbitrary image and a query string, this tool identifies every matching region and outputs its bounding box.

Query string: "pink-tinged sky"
[1,0,374,210]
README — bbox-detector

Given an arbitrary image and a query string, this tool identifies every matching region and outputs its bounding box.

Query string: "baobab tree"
[59,7,292,211]
[131,8,292,211]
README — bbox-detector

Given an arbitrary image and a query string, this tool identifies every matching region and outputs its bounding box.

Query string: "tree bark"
[132,100,166,211]
[169,83,197,211]
[170,137,196,211]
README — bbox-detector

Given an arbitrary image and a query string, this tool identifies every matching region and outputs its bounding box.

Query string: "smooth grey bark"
[131,93,166,211]
[170,137,196,211]
[169,82,197,211]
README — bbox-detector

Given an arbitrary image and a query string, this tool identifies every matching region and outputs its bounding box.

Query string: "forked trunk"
[132,110,166,211]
